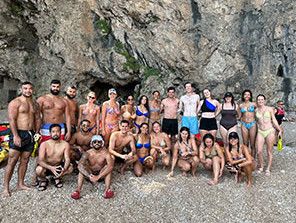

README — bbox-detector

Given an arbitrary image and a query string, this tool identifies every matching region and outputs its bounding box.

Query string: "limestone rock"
[0,0,295,112]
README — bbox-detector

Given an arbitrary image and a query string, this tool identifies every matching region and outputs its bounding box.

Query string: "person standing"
[3,82,41,197]
[160,87,179,142]
[64,86,79,136]
[179,82,200,139]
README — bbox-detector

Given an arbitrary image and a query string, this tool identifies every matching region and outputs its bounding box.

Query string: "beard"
[66,93,75,99]
[81,128,89,133]
[22,93,32,98]
[51,135,60,140]
[50,89,60,95]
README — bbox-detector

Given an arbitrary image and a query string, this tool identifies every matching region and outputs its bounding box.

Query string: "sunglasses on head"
[89,96,96,99]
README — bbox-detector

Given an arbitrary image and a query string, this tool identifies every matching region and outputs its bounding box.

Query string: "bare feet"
[182,171,187,177]
[192,173,197,179]
[120,166,125,175]
[17,185,33,191]
[207,180,218,185]
[162,166,167,170]
[31,181,39,187]
[247,182,252,187]
[238,173,243,183]
[3,190,11,197]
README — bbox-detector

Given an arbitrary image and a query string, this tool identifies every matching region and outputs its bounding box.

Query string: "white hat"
[90,135,104,147]
[108,88,117,95]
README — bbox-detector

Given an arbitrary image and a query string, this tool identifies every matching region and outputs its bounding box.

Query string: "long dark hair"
[179,127,190,143]
[138,95,150,118]
[138,122,149,134]
[224,92,235,107]
[241,89,253,102]
[203,133,215,148]
[228,132,240,152]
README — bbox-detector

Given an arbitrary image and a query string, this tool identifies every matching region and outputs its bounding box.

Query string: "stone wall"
[0,0,295,110]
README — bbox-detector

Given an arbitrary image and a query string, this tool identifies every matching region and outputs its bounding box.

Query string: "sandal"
[38,179,48,191]
[32,180,40,187]
[257,167,263,174]
[71,190,81,199]
[265,170,271,176]
[104,190,114,199]
[51,177,63,188]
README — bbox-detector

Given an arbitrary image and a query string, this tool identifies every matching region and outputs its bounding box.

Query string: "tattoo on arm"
[33,101,40,112]
[80,165,90,178]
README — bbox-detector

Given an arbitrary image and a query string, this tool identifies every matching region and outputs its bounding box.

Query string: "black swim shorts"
[162,118,178,135]
[9,130,35,152]
[199,117,218,131]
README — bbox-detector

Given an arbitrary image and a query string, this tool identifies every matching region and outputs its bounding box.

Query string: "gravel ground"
[0,110,295,223]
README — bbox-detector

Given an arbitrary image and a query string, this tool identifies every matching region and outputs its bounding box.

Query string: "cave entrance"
[90,80,139,105]
[0,76,20,108]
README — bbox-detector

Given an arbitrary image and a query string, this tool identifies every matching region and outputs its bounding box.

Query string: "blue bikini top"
[136,142,150,149]
[241,105,255,113]
[136,106,149,117]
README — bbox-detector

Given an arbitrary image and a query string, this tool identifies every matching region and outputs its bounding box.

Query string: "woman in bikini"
[120,95,136,131]
[134,95,150,133]
[225,132,257,187]
[149,91,161,133]
[168,127,199,178]
[101,88,121,146]
[77,91,100,135]
[218,92,240,147]
[135,123,155,175]
[199,133,225,185]
[150,121,171,170]
[197,88,220,140]
[239,90,257,158]
[256,94,282,176]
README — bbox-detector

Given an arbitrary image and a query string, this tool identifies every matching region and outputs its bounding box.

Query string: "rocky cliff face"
[0,0,295,110]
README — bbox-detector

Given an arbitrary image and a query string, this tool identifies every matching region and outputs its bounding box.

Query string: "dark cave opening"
[277,64,284,77]
[90,80,139,105]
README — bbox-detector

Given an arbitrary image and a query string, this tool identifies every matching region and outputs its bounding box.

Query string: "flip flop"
[265,170,271,176]
[104,190,114,199]
[71,190,81,199]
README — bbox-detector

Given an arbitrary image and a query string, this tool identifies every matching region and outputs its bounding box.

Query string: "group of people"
[3,80,291,199]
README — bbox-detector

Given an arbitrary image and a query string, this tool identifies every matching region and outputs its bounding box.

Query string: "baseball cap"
[229,132,239,139]
[90,135,104,146]
[108,88,117,95]
[224,92,233,98]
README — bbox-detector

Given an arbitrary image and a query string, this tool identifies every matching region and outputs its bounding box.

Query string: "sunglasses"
[280,104,284,105]
[81,124,90,127]
[89,96,96,99]
[127,98,134,101]
[92,140,102,144]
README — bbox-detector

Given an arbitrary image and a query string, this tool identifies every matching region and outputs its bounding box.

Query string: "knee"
[183,163,191,172]
[193,156,199,164]
[257,150,263,156]
[7,156,19,166]
[35,166,43,176]
[135,170,143,177]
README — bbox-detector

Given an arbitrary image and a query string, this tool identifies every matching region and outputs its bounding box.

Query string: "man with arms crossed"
[160,87,180,142]
[3,82,41,197]
[35,124,73,191]
[109,120,141,176]
[71,135,114,199]
[64,86,78,136]
[179,82,200,138]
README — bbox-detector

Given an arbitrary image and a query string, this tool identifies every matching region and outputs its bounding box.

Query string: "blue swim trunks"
[181,116,199,134]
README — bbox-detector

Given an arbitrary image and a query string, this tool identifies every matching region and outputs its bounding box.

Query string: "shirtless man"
[64,86,78,136]
[160,87,179,142]
[37,79,71,142]
[71,135,114,199]
[179,82,200,138]
[109,120,141,176]
[35,124,73,191]
[3,82,41,197]
[69,119,93,169]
